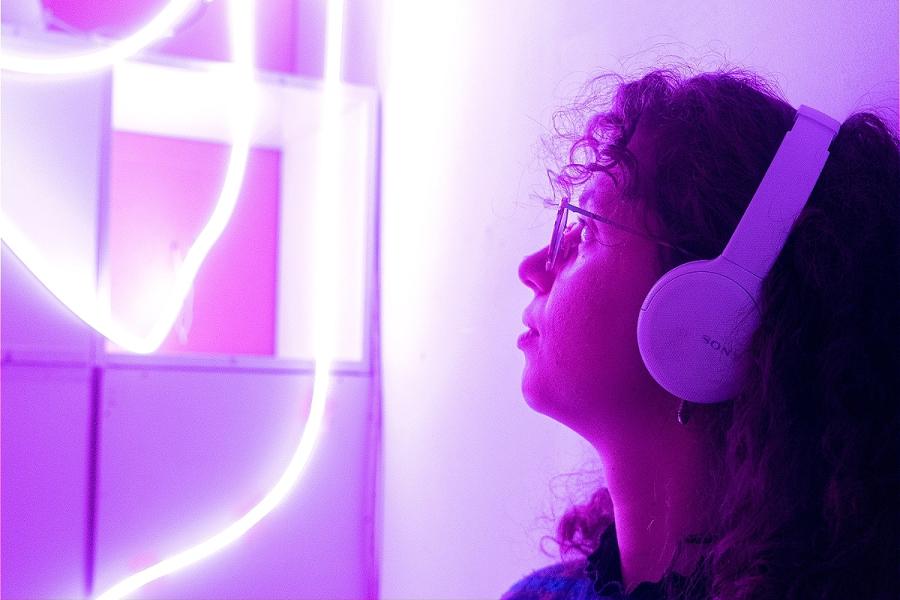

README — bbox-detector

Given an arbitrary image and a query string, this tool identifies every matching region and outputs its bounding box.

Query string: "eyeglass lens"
[546,204,569,271]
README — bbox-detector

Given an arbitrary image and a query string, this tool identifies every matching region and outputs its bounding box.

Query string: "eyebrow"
[575,189,595,211]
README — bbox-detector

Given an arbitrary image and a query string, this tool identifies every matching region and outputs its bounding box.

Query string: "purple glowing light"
[0,0,200,74]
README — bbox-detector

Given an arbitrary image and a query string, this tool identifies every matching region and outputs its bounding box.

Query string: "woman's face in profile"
[517,171,669,439]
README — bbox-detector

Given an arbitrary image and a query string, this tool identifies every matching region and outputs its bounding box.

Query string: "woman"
[504,63,900,599]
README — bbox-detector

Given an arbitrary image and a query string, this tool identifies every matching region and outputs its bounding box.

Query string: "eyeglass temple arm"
[566,203,704,261]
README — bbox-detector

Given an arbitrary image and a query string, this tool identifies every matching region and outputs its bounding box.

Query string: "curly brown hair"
[539,61,900,599]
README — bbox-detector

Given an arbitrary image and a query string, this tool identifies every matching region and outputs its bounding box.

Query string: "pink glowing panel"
[43,0,298,73]
[107,131,279,356]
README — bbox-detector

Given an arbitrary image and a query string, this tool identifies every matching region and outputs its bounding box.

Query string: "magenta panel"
[107,131,280,356]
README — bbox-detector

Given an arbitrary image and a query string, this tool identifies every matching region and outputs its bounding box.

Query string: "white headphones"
[637,105,841,404]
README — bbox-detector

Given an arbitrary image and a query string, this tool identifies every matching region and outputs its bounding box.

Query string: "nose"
[518,244,553,294]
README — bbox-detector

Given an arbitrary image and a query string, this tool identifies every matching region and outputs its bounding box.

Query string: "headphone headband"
[723,105,841,280]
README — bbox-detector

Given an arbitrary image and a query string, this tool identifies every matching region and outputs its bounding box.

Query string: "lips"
[517,328,539,349]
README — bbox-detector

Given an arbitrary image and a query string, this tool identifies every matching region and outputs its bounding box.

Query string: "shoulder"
[500,559,595,600]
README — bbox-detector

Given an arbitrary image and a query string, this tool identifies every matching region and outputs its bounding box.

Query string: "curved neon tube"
[0,0,201,75]
[0,4,254,355]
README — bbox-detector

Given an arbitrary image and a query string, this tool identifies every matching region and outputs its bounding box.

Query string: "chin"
[520,373,558,420]
[520,372,541,409]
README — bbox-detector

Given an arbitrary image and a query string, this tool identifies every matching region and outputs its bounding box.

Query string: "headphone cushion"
[637,260,760,404]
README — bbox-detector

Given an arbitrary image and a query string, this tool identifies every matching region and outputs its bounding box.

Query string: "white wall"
[378,2,899,599]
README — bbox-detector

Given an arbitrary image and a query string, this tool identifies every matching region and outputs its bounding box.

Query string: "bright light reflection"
[312,0,347,389]
[0,0,200,75]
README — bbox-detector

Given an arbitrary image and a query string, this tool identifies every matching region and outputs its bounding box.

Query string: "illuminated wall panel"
[0,64,109,361]
[109,56,377,364]
[92,370,370,600]
[0,363,93,600]
[108,132,280,356]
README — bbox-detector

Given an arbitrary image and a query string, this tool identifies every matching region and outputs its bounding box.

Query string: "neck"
[591,408,717,592]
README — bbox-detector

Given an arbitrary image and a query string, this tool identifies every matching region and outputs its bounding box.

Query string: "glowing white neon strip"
[0,0,200,75]
[312,0,347,380]
[0,5,254,355]
[324,0,345,82]
[308,0,347,576]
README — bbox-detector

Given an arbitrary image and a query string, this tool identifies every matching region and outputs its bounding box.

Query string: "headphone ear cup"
[637,257,761,404]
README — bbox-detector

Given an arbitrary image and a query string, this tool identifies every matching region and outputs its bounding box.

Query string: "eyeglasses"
[545,196,702,271]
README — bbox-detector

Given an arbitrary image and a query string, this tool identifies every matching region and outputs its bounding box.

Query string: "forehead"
[577,115,657,216]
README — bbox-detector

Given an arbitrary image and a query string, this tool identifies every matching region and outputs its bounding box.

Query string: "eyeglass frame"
[545,196,703,271]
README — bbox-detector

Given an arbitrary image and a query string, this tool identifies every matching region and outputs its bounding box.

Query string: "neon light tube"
[0,0,201,75]
[312,0,347,391]
[0,6,254,355]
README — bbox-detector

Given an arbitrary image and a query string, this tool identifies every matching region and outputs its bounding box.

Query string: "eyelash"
[577,218,593,244]
[560,219,592,262]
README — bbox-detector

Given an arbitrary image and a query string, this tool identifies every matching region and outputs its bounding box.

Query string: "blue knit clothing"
[500,524,710,600]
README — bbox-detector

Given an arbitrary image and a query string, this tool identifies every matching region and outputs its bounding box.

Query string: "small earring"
[677,399,692,425]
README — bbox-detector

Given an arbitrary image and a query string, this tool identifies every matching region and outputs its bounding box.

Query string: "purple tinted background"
[3,1,897,599]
